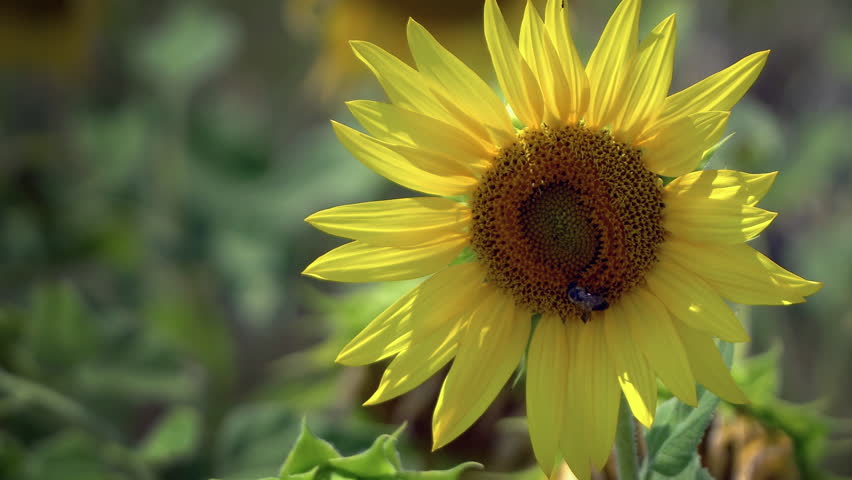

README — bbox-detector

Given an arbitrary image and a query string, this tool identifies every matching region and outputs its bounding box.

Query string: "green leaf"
[397,462,483,480]
[327,434,399,477]
[645,342,733,477]
[382,439,403,472]
[651,393,719,476]
[138,406,202,465]
[644,397,694,459]
[281,466,320,480]
[647,453,715,480]
[279,419,340,478]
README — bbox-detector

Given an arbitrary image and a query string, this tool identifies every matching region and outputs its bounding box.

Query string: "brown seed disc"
[469,123,666,321]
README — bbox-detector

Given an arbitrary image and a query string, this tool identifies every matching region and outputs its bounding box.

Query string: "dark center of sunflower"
[469,124,666,321]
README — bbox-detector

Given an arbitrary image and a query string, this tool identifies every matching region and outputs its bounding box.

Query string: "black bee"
[567,282,609,323]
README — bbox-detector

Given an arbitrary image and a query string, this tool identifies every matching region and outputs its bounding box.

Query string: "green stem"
[615,395,640,480]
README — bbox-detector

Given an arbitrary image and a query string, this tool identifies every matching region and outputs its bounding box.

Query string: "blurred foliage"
[721,346,851,480]
[0,0,850,478]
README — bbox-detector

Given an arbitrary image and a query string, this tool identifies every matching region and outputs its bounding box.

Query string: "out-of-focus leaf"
[791,216,852,319]
[210,231,280,328]
[0,430,24,479]
[721,100,785,173]
[20,283,98,375]
[725,348,835,480]
[732,344,781,402]
[75,105,148,190]
[0,369,110,438]
[137,406,202,465]
[214,403,301,480]
[22,430,128,480]
[74,364,198,403]
[279,419,340,478]
[769,112,852,211]
[132,2,239,93]
[144,280,236,391]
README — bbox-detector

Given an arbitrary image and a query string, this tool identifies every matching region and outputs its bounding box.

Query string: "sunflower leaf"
[327,434,399,477]
[650,397,718,476]
[278,419,340,478]
[646,452,714,480]
[397,461,483,480]
[644,342,733,477]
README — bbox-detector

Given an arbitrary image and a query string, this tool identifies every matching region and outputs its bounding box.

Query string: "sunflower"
[302,0,822,477]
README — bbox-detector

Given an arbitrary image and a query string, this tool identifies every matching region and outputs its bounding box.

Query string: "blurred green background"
[1,0,850,479]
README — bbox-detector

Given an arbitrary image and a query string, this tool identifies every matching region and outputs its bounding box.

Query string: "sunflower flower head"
[303,0,822,478]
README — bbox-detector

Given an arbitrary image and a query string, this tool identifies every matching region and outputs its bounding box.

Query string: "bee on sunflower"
[303,0,822,477]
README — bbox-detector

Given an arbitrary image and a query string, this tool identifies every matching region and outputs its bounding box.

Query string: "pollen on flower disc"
[470,124,666,321]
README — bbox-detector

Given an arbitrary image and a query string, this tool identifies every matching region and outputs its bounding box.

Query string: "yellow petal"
[643,50,770,138]
[559,320,591,480]
[611,14,676,142]
[332,121,478,196]
[544,0,589,123]
[645,257,750,342]
[336,262,487,365]
[666,169,777,206]
[640,111,730,177]
[384,141,490,179]
[584,0,642,129]
[303,237,467,283]
[663,191,777,244]
[623,287,697,406]
[520,0,571,125]
[350,40,454,124]
[406,19,516,146]
[350,40,498,149]
[561,319,620,475]
[603,303,657,427]
[672,322,749,404]
[347,100,494,175]
[365,316,467,405]
[526,314,569,476]
[484,0,545,128]
[432,290,531,449]
[305,197,470,247]
[662,239,822,305]
[428,86,504,151]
